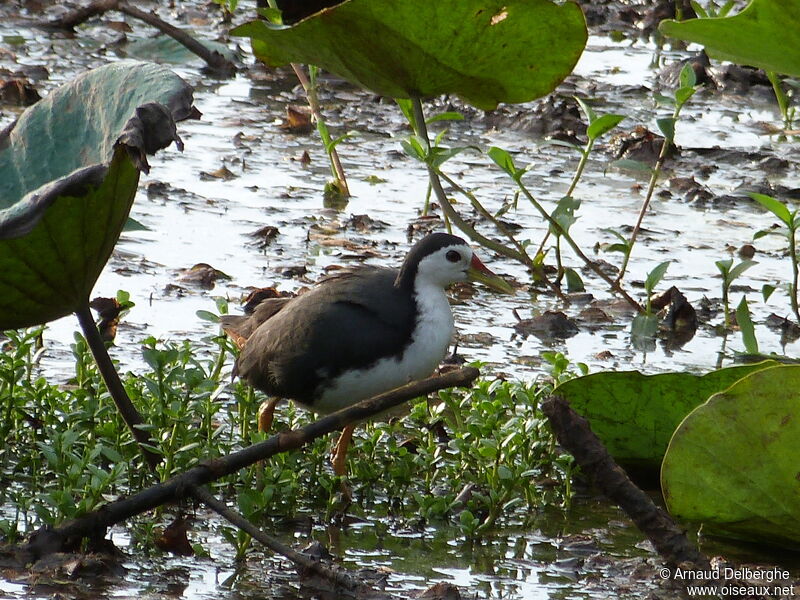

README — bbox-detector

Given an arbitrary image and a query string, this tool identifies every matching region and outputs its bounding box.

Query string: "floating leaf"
[0,61,194,329]
[124,35,238,65]
[233,0,587,110]
[662,365,800,548]
[556,362,777,469]
[660,0,800,77]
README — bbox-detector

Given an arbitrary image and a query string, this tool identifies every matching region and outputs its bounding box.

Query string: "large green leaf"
[662,365,800,548]
[232,0,587,110]
[0,61,194,329]
[659,0,800,77]
[555,362,777,470]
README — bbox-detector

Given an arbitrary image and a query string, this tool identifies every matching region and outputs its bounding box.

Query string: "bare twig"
[541,395,707,568]
[37,0,236,76]
[75,303,161,471]
[15,367,480,562]
[118,3,236,76]
[190,485,363,593]
[36,0,119,31]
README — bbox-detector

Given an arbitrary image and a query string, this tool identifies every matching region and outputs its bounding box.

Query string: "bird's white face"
[415,243,474,289]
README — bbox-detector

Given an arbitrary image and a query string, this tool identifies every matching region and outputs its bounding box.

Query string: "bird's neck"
[412,278,454,329]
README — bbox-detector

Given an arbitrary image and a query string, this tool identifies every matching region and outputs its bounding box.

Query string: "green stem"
[515,178,643,311]
[435,169,534,268]
[291,64,350,196]
[409,96,530,264]
[767,71,791,129]
[791,227,799,322]
[535,140,593,257]
[75,302,160,471]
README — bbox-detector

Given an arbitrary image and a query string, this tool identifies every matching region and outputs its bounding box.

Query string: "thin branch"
[190,485,364,593]
[75,303,161,471]
[15,367,480,562]
[36,0,236,76]
[118,2,236,76]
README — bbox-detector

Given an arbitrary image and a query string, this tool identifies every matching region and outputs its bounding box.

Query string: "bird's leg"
[331,424,356,477]
[257,398,281,432]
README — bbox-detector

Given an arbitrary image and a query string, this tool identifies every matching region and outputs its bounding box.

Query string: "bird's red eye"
[446,250,461,262]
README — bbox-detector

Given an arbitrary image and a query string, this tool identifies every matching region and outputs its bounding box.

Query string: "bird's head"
[398,233,513,293]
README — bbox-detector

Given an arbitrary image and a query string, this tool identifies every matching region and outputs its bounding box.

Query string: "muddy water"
[2,3,800,599]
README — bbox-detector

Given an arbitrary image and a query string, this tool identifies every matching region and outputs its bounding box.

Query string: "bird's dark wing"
[235,267,416,404]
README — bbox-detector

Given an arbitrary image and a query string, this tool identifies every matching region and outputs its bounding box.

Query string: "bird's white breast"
[314,280,454,414]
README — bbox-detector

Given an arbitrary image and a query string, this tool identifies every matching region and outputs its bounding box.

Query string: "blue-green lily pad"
[0,61,195,329]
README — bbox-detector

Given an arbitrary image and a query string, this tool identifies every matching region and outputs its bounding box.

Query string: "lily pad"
[232,0,587,110]
[660,0,800,77]
[555,361,776,469]
[0,61,195,329]
[661,365,800,548]
[124,35,239,65]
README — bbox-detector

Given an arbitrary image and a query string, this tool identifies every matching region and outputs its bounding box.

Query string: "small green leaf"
[736,296,758,354]
[679,62,697,89]
[123,216,150,232]
[749,192,793,227]
[396,98,415,129]
[574,96,597,124]
[645,261,670,293]
[196,310,220,323]
[656,117,676,141]
[587,114,625,141]
[715,258,733,275]
[487,146,518,179]
[564,267,585,292]
[550,195,581,235]
[631,312,659,338]
[674,85,696,106]
[762,284,777,302]
[653,92,677,106]
[728,259,757,282]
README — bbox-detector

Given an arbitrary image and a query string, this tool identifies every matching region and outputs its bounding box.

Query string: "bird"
[221,232,512,476]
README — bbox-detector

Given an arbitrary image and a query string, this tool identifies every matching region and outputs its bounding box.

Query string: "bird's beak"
[467,254,514,294]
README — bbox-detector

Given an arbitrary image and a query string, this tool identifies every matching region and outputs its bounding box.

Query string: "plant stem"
[514,177,643,311]
[767,71,791,129]
[435,170,534,268]
[291,64,350,197]
[535,140,593,257]
[617,147,668,283]
[791,226,800,321]
[75,302,160,471]
[408,96,530,264]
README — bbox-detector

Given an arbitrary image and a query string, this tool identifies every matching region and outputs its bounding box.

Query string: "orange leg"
[331,424,356,477]
[257,398,281,433]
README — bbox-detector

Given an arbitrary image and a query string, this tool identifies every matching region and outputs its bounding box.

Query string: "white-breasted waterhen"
[221,232,512,475]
